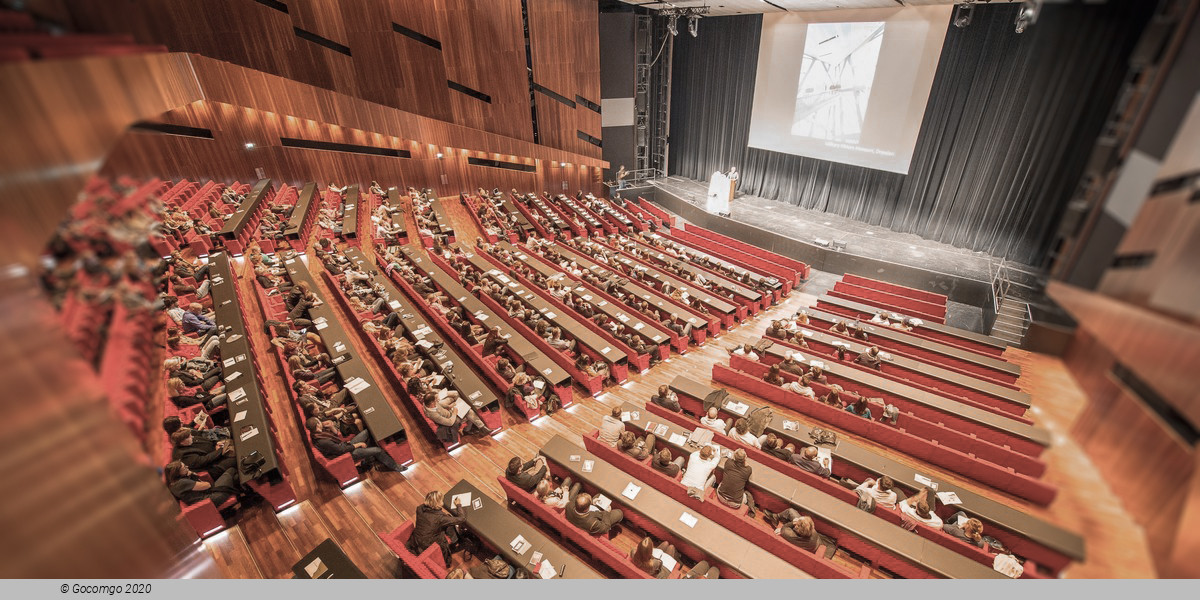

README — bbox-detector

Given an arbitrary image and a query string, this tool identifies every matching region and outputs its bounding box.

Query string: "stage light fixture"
[436,152,444,159]
[1015,0,1040,34]
[667,15,678,37]
[953,3,974,29]
[244,142,255,149]
[688,15,699,37]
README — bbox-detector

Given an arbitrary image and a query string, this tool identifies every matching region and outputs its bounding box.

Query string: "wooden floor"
[181,193,1158,579]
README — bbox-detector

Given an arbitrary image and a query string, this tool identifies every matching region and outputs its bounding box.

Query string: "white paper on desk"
[937,491,962,505]
[679,512,698,528]
[668,433,688,446]
[914,474,938,490]
[654,424,668,437]
[652,548,678,572]
[226,333,242,343]
[455,398,471,418]
[545,312,557,319]
[304,557,328,578]
[285,259,295,264]
[233,410,248,423]
[582,295,593,301]
[533,379,545,389]
[633,323,645,331]
[621,411,631,422]
[314,321,328,330]
[237,354,247,363]
[476,313,488,321]
[622,482,641,500]
[600,346,611,354]
[543,367,553,375]
[239,425,259,441]
[809,360,825,370]
[229,387,247,402]
[617,314,629,323]
[783,420,798,431]
[593,494,612,510]
[582,460,594,473]
[510,534,531,555]
[223,357,236,368]
[388,299,401,309]
[598,300,609,306]
[816,447,833,471]
[451,492,472,508]
[801,329,813,337]
[537,561,557,579]
[568,454,581,462]
[333,341,346,353]
[224,370,242,383]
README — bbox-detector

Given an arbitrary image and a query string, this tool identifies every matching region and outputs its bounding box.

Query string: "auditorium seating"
[650,385,1077,575]
[636,198,676,228]
[758,335,1031,419]
[800,306,1020,385]
[476,245,654,373]
[817,295,1007,358]
[830,279,947,324]
[664,227,800,293]
[843,274,948,307]
[544,192,611,236]
[713,360,1057,506]
[498,477,673,579]
[676,219,811,281]
[378,520,449,579]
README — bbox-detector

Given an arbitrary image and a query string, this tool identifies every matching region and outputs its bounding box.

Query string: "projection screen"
[748,6,952,174]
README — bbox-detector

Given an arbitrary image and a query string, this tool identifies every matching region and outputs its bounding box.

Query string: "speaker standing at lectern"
[706,167,736,217]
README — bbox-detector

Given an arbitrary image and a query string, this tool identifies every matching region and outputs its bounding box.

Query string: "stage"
[628,177,1050,335]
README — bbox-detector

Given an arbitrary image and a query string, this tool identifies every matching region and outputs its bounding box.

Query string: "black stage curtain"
[668,2,1154,266]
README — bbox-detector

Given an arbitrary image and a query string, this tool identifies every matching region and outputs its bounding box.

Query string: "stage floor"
[649,176,1045,296]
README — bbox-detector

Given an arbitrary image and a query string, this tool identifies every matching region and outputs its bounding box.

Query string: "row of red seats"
[715,359,1057,506]
[99,302,156,444]
[763,334,1030,419]
[843,274,947,307]
[830,280,947,324]
[434,252,610,396]
[664,226,801,291]
[378,520,449,578]
[636,402,1050,578]
[800,307,1020,386]
[816,297,1006,359]
[386,247,573,422]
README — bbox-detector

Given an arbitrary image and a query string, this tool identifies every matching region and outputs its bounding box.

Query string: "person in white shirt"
[699,407,727,434]
[730,343,758,361]
[730,418,761,449]
[680,444,720,490]
[782,374,817,399]
[597,406,625,446]
[855,476,898,509]
[899,488,943,528]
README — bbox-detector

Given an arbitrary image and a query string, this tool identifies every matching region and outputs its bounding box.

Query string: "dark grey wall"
[599,11,636,183]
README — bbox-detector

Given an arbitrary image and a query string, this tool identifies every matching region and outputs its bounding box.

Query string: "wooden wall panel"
[527,0,603,156]
[57,0,600,159]
[1049,281,1200,430]
[1065,329,1198,577]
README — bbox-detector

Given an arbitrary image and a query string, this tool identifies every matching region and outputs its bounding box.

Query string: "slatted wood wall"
[58,0,602,159]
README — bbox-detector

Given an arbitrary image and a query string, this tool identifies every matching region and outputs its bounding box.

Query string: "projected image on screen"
[792,22,884,144]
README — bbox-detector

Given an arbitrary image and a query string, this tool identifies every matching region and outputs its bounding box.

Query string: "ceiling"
[618,1,1015,17]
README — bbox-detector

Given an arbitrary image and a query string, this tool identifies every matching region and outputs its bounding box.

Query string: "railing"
[606,168,664,190]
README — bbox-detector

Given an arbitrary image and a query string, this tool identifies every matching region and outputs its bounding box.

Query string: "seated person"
[617,431,655,460]
[651,447,686,477]
[715,449,756,516]
[899,488,943,528]
[629,537,678,579]
[650,385,681,412]
[535,476,572,509]
[698,406,727,434]
[818,385,845,407]
[855,476,898,509]
[167,377,226,411]
[845,397,873,419]
[763,365,785,386]
[782,374,816,399]
[162,415,229,443]
[597,406,625,446]
[729,418,761,449]
[181,302,216,335]
[164,460,240,506]
[855,346,884,370]
[170,429,235,478]
[306,417,404,472]
[565,484,624,537]
[680,444,720,492]
[808,365,829,384]
[765,320,789,340]
[409,490,465,566]
[729,343,758,360]
[761,511,822,553]
[505,455,549,492]
[791,445,832,478]
[423,392,488,437]
[778,352,806,375]
[942,512,986,548]
[468,557,516,579]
